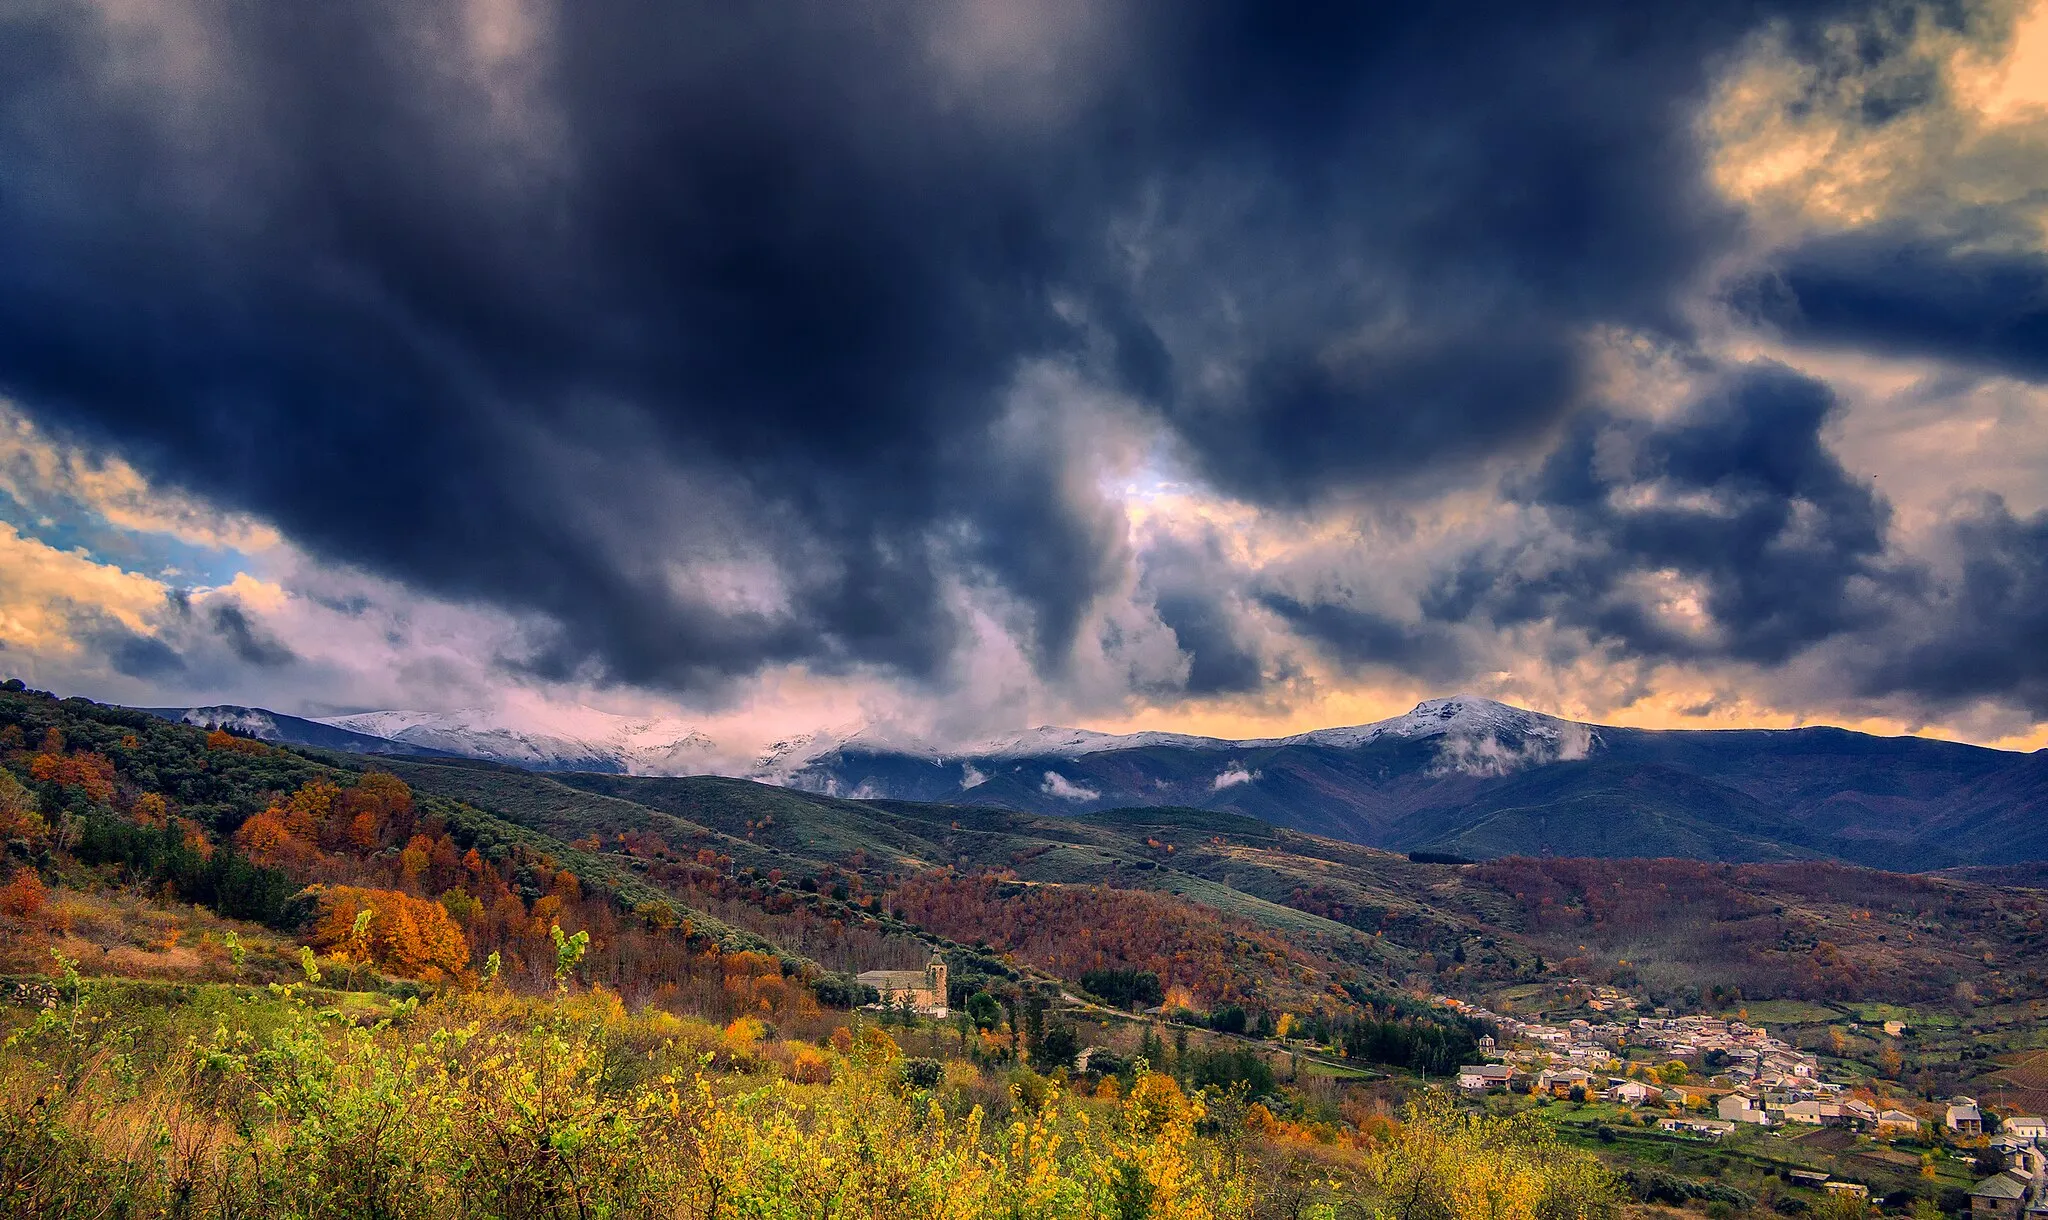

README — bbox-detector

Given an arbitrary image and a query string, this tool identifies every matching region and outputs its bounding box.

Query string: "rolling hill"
[13,682,2048,1026]
[783,698,2048,869]
[371,756,2048,1017]
[143,694,2048,867]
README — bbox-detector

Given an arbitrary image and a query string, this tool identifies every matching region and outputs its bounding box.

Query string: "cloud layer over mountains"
[1,0,2046,749]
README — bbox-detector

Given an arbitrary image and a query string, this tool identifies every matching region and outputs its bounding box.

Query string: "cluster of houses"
[1437,993,2048,1214]
[1447,1008,2042,1152]
[1970,1130,2048,1220]
[1452,1009,1853,1129]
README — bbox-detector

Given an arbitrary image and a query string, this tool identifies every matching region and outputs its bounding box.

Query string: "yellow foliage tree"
[1364,1092,1618,1220]
[131,792,169,828]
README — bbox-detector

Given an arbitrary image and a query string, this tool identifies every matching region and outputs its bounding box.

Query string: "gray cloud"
[0,0,1847,705]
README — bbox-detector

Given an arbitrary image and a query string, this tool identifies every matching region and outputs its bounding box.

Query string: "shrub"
[0,868,46,920]
[899,1057,945,1091]
[788,1043,833,1085]
[0,980,1619,1220]
[850,1024,899,1066]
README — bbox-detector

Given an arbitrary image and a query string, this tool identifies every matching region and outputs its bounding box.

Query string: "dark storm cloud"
[1738,235,2048,380]
[1861,497,2048,715]
[1138,532,1265,695]
[104,630,186,680]
[0,0,1845,693]
[1120,3,1811,504]
[1426,363,1897,662]
[1260,594,1472,684]
[1213,358,2048,716]
[209,602,296,669]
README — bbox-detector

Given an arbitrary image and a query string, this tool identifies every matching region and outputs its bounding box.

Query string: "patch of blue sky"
[0,486,252,587]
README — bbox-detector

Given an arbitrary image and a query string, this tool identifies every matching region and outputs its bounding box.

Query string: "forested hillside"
[781,702,2048,869]
[10,684,2048,1217]
[1,681,1622,1217]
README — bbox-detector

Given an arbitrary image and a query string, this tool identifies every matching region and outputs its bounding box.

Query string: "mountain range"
[142,696,2048,870]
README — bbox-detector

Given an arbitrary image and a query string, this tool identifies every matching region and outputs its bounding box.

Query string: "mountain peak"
[316,705,717,774]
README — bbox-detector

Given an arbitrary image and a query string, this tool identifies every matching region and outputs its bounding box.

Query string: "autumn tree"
[309,885,472,981]
[29,750,116,803]
[0,868,46,920]
[0,768,45,843]
[131,792,169,829]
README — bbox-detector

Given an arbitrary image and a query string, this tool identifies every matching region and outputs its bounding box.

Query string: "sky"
[1,0,2046,759]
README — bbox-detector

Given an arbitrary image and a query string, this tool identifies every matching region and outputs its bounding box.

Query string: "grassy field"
[1724,999,1845,1025]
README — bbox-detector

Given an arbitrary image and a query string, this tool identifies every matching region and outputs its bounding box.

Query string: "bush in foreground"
[0,960,1620,1219]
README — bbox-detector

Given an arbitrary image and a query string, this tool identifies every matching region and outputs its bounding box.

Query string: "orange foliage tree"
[205,728,271,756]
[131,792,169,828]
[0,869,47,920]
[309,885,472,981]
[29,750,116,803]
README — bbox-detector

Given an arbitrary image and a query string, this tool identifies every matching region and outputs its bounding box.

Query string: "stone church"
[855,955,949,1016]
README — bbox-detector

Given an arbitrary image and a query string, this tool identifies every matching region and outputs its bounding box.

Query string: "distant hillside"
[784,698,2048,869]
[134,694,2048,868]
[13,683,2048,1024]
[374,762,2048,1017]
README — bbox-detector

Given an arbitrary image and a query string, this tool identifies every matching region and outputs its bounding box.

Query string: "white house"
[1785,1100,1848,1127]
[1951,1098,1986,1135]
[2007,1117,2048,1144]
[1610,1080,1662,1106]
[1719,1094,1772,1126]
[1457,1064,1514,1092]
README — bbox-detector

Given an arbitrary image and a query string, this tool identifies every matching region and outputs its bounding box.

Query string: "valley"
[152,695,2048,871]
[9,681,2048,1217]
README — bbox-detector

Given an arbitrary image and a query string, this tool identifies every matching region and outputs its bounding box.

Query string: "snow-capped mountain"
[317,706,721,775]
[746,728,859,784]
[957,725,1235,759]
[143,705,445,757]
[1243,695,1578,749]
[947,697,1593,759]
[156,694,1598,789]
[773,694,1608,813]
[144,693,2048,869]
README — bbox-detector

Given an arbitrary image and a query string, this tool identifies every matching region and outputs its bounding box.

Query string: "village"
[1441,991,2048,1217]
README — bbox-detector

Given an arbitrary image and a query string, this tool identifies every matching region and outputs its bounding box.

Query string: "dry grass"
[0,884,297,983]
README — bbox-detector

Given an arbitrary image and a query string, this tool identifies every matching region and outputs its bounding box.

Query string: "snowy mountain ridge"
[944,696,1585,760]
[142,705,451,757]
[156,694,1593,779]
[317,706,720,776]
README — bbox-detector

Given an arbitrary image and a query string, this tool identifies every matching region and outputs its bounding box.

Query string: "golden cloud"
[0,522,169,653]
